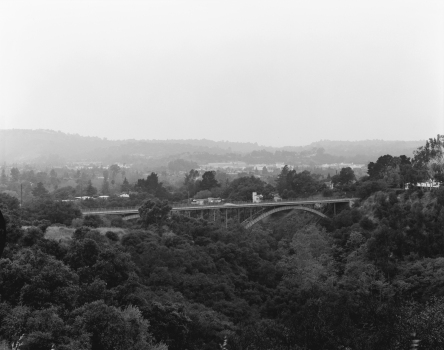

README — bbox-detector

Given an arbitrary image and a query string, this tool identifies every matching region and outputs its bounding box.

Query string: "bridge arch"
[243,206,327,229]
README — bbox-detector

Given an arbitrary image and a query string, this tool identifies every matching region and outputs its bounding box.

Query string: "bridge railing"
[80,196,356,213]
[81,206,140,213]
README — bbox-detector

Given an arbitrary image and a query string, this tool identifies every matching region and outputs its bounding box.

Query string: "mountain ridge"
[0,129,425,165]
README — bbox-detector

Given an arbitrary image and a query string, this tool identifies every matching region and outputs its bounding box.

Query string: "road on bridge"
[80,197,358,216]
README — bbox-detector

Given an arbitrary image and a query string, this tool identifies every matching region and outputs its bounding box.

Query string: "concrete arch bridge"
[81,197,357,229]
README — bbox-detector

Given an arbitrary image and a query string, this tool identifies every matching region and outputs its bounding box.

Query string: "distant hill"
[0,129,425,166]
[286,139,425,163]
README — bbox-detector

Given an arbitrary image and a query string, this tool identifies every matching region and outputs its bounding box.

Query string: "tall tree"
[10,167,20,182]
[276,165,290,194]
[337,167,356,186]
[49,169,59,188]
[368,155,394,180]
[32,182,50,198]
[184,169,200,196]
[1,168,8,185]
[0,209,6,259]
[102,170,110,195]
[121,177,130,193]
[85,180,98,196]
[413,134,444,183]
[200,171,219,191]
[108,164,121,182]
[138,199,171,227]
[101,179,110,195]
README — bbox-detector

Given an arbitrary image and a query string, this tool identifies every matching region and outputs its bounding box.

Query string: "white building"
[252,192,263,203]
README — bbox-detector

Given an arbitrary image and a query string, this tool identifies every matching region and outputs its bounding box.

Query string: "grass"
[45,226,75,242]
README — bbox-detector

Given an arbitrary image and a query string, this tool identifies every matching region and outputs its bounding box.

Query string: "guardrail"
[80,196,357,213]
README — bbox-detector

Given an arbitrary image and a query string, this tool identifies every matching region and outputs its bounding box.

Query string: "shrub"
[105,231,119,242]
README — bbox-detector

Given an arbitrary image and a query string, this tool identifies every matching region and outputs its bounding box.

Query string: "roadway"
[80,197,358,216]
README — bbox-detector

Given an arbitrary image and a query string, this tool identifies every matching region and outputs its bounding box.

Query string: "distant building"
[405,180,440,190]
[273,194,282,202]
[191,199,206,205]
[252,192,263,203]
[324,181,334,189]
[208,197,222,203]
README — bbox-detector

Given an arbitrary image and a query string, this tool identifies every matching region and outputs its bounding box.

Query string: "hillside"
[0,129,424,165]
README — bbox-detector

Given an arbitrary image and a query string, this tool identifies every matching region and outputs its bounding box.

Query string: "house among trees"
[252,192,263,203]
[324,180,334,189]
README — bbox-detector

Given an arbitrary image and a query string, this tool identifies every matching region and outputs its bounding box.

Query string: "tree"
[1,168,8,185]
[108,164,121,181]
[276,165,290,194]
[413,134,444,183]
[102,180,110,195]
[24,199,82,225]
[10,167,20,182]
[53,186,76,200]
[0,208,6,258]
[138,199,171,227]
[32,182,50,198]
[136,173,159,193]
[200,171,219,191]
[85,180,98,196]
[184,169,200,197]
[224,176,273,201]
[337,167,356,186]
[135,173,169,199]
[367,155,394,180]
[71,301,154,350]
[194,190,212,199]
[121,177,131,193]
[83,215,104,228]
[49,169,59,188]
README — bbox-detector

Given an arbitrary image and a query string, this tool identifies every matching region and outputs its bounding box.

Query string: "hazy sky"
[1,1,443,147]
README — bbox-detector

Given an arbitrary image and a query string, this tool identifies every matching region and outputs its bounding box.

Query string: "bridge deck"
[80,198,358,215]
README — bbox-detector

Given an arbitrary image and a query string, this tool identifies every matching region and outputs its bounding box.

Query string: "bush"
[356,180,388,199]
[73,226,91,240]
[322,188,333,197]
[110,216,125,228]
[22,227,45,246]
[83,215,104,228]
[71,218,84,228]
[105,231,120,242]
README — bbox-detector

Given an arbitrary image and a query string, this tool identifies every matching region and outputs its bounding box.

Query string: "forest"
[0,135,443,349]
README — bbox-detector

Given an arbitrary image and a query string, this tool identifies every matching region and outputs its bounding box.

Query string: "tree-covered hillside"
[0,135,443,349]
[0,129,424,165]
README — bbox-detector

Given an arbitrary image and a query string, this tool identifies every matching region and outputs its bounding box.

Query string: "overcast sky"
[1,1,443,147]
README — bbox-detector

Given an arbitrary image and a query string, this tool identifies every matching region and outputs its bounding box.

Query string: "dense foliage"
[1,135,444,349]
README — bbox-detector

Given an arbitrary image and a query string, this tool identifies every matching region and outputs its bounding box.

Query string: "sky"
[0,0,443,147]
